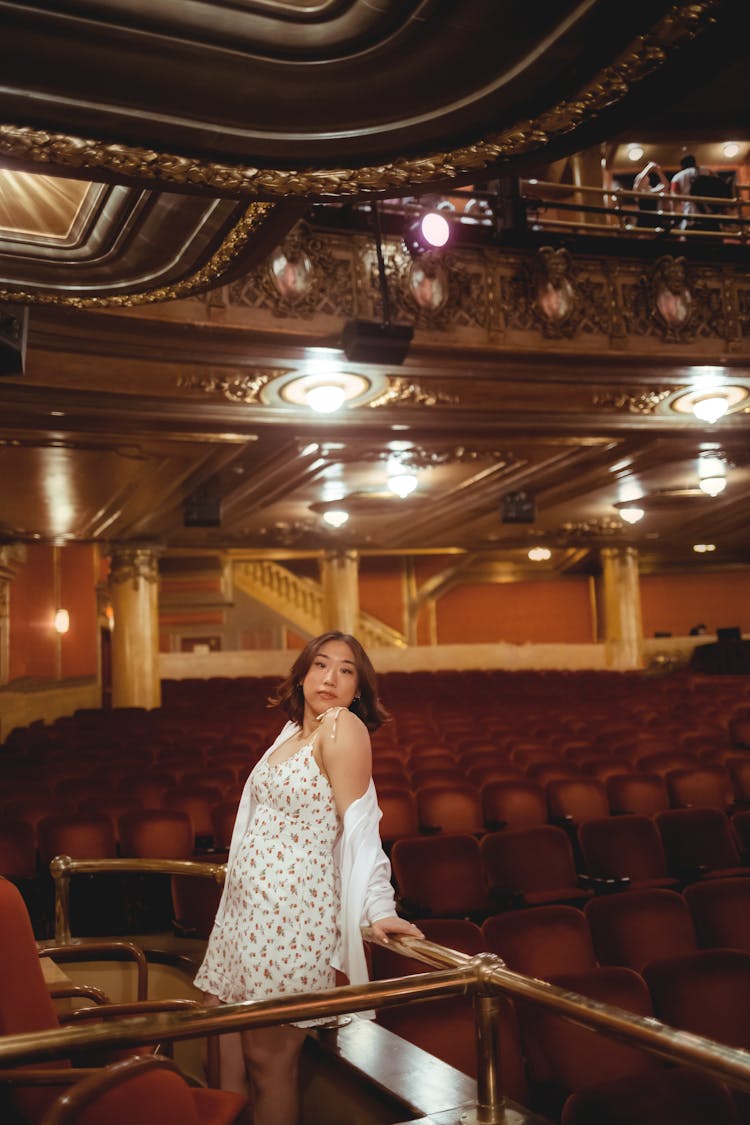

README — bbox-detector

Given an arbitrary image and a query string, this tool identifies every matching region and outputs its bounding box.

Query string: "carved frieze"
[368,378,459,409]
[502,249,610,339]
[178,368,289,404]
[593,387,674,414]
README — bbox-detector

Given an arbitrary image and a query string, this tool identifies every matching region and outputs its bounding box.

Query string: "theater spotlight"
[404,211,451,258]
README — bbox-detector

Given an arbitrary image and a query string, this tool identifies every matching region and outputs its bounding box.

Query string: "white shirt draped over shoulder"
[209,719,396,995]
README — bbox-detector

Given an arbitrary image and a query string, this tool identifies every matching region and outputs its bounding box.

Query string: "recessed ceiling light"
[692,395,730,423]
[627,144,644,162]
[699,476,727,496]
[619,507,645,524]
[387,473,418,498]
[305,385,347,413]
[722,141,741,159]
[322,509,349,528]
[693,543,716,553]
[528,547,552,561]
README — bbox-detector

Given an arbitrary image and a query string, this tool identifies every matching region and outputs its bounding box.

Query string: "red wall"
[641,571,750,637]
[436,579,594,644]
[9,544,98,682]
[359,558,404,633]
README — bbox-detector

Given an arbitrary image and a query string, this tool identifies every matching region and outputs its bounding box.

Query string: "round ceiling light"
[305,384,347,414]
[699,476,727,497]
[627,144,644,162]
[671,384,748,422]
[693,395,730,424]
[722,141,741,159]
[387,473,418,498]
[322,509,349,528]
[528,547,552,561]
[619,507,645,524]
[693,543,716,553]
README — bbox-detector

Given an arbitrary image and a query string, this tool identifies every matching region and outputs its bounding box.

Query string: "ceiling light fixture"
[322,509,349,528]
[722,141,741,159]
[692,395,730,423]
[305,384,347,414]
[627,144,644,162]
[528,547,551,561]
[693,543,716,553]
[619,507,645,524]
[387,473,418,498]
[699,475,727,497]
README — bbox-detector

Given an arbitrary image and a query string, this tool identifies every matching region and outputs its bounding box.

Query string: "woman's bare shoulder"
[317,705,368,741]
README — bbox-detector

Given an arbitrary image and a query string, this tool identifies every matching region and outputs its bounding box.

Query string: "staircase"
[233,560,406,649]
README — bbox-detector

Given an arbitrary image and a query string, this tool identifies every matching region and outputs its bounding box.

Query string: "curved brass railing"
[49,854,226,945]
[14,856,750,1125]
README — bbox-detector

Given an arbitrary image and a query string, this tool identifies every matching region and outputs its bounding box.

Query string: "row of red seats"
[388,811,750,918]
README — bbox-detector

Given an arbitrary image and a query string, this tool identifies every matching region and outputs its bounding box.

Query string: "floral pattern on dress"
[194,740,341,1027]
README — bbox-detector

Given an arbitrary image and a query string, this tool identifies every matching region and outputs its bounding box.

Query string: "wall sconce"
[54,608,70,635]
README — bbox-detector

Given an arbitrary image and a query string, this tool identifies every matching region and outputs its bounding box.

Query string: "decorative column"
[108,545,161,709]
[0,543,26,686]
[599,546,644,670]
[319,550,360,636]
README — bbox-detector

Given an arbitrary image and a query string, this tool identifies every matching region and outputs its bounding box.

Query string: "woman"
[194,632,422,1125]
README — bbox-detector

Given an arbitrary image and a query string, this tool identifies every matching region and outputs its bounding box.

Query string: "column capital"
[0,542,27,583]
[108,544,162,588]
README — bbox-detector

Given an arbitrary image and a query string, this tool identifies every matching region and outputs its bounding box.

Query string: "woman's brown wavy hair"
[268,631,389,732]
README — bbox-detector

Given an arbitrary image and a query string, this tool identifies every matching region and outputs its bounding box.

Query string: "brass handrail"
[2,933,749,1125]
[34,857,750,1124]
[49,854,226,944]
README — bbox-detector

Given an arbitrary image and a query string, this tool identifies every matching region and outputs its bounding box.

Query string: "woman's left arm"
[321,709,423,943]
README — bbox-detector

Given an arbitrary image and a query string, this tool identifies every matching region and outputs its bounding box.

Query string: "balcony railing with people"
[1,854,749,1125]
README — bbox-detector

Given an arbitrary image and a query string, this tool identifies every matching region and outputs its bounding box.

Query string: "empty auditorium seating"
[482,905,596,979]
[561,1068,740,1125]
[665,765,734,812]
[480,826,592,909]
[584,889,697,972]
[546,778,609,826]
[480,780,548,831]
[376,789,420,846]
[390,834,490,918]
[519,966,660,1119]
[578,816,679,892]
[655,807,750,882]
[415,784,484,834]
[605,773,669,817]
[683,876,750,954]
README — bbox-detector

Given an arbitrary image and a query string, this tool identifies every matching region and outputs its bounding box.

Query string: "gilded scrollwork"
[502,249,609,339]
[368,378,460,409]
[229,227,354,319]
[593,387,674,414]
[178,368,289,404]
[0,4,717,201]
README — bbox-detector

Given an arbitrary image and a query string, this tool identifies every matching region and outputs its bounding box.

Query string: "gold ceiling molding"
[593,387,676,413]
[178,368,291,404]
[0,3,717,200]
[0,201,272,307]
[368,378,459,409]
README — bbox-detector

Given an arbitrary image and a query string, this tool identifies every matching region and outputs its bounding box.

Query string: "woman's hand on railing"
[369,915,425,944]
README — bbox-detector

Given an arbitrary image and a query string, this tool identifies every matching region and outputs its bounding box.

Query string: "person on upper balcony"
[670,154,701,231]
[633,160,670,228]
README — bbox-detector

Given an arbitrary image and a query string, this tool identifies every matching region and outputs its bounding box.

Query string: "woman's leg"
[202,993,249,1096]
[242,1024,307,1125]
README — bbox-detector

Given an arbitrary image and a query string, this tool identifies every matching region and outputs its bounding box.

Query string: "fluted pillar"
[599,546,644,670]
[109,545,161,709]
[319,550,360,636]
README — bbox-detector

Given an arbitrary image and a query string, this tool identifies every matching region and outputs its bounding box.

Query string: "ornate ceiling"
[0,0,748,580]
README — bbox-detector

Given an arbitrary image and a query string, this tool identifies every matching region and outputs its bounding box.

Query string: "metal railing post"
[49,855,72,944]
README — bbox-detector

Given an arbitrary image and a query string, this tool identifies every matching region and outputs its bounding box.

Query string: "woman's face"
[302,639,359,716]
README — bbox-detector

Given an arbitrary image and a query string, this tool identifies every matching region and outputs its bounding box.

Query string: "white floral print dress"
[194,737,341,1025]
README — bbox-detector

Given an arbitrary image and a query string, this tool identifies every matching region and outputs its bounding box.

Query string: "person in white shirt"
[194,631,422,1125]
[670,153,700,230]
